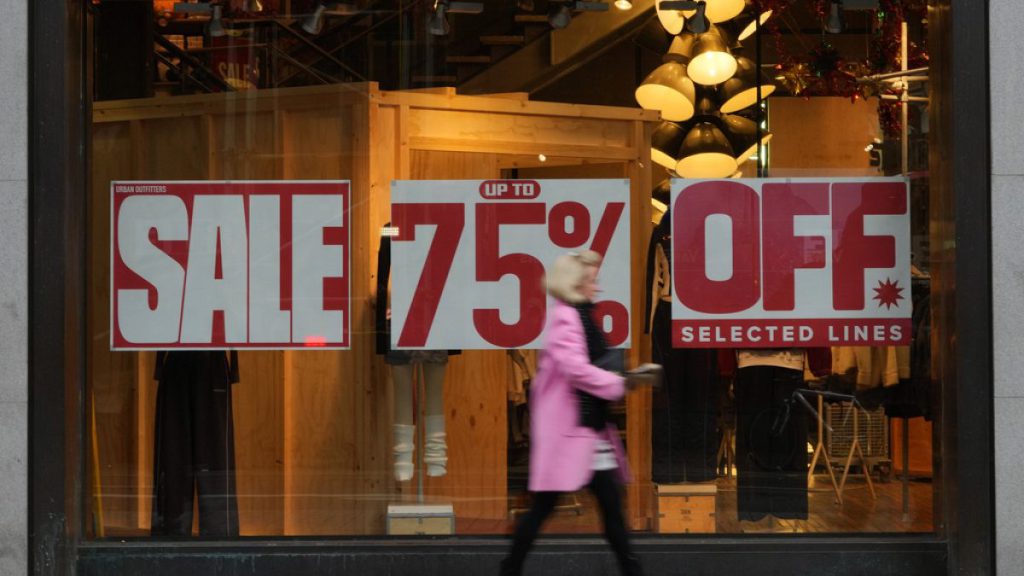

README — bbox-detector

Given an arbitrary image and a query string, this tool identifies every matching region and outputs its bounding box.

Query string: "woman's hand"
[625,363,663,390]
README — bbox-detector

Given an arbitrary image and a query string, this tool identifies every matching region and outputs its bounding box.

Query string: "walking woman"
[500,250,644,576]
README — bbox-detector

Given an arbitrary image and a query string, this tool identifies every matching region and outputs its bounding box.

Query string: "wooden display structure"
[655,483,717,534]
[88,83,659,536]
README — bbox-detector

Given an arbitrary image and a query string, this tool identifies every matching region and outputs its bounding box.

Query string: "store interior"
[86,0,936,538]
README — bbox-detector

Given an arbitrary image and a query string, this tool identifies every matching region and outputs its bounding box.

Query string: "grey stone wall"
[0,1,27,575]
[991,1,1024,575]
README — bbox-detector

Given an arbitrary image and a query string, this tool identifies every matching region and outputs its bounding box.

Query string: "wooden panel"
[89,122,143,533]
[234,352,286,535]
[208,112,279,180]
[626,120,654,531]
[88,88,657,537]
[281,108,354,179]
[376,90,658,122]
[351,98,393,535]
[770,97,881,176]
[407,108,633,157]
[284,351,364,535]
[408,150,508,522]
[891,417,934,477]
[140,116,208,180]
[281,102,375,535]
[93,83,376,124]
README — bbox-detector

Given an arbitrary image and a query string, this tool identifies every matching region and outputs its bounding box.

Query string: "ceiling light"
[686,28,737,85]
[651,121,691,170]
[635,62,696,121]
[615,0,633,9]
[703,0,744,24]
[656,0,687,34]
[675,122,738,178]
[429,0,451,35]
[826,0,843,33]
[429,0,484,36]
[666,31,738,86]
[241,0,263,12]
[652,178,672,205]
[719,113,772,163]
[548,2,573,29]
[735,8,773,42]
[718,56,776,113]
[207,4,226,37]
[302,2,327,35]
[684,1,709,34]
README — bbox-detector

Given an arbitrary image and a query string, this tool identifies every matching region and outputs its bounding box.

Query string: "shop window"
[86,0,943,539]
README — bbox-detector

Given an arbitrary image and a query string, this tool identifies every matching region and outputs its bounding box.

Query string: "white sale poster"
[111,181,350,350]
[670,177,911,348]
[389,179,631,350]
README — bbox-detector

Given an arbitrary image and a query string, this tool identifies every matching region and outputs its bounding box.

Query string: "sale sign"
[671,178,911,348]
[111,181,350,350]
[390,180,631,350]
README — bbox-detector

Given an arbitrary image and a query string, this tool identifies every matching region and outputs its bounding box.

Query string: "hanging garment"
[650,300,720,484]
[151,351,240,537]
[734,365,808,521]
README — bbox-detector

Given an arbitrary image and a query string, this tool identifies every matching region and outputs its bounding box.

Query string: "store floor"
[459,474,934,535]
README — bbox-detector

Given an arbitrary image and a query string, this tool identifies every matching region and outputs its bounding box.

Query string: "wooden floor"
[456,475,934,535]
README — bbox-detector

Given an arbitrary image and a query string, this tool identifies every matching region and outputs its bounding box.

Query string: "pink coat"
[528,299,630,492]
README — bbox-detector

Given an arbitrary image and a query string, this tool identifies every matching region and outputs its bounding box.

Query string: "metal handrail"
[154,33,233,92]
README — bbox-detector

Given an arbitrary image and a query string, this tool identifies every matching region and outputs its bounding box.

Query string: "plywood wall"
[89,85,657,536]
[769,96,881,177]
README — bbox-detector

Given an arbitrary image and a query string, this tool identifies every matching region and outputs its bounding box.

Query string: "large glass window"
[86,0,942,539]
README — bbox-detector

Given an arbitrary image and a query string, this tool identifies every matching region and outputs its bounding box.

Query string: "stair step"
[514,14,549,23]
[480,35,526,46]
[446,55,492,64]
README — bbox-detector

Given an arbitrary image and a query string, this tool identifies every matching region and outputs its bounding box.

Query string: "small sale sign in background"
[390,179,631,350]
[111,181,350,350]
[671,177,911,348]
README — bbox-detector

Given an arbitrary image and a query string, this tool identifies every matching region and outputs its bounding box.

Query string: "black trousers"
[151,351,239,537]
[734,365,808,521]
[503,470,640,576]
[651,301,720,483]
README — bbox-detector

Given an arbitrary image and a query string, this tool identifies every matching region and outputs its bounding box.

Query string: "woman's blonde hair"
[545,250,602,304]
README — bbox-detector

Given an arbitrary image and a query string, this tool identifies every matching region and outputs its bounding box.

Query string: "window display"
[86,0,942,543]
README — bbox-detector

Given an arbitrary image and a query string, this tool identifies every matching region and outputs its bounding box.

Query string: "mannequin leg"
[421,361,448,477]
[391,364,415,481]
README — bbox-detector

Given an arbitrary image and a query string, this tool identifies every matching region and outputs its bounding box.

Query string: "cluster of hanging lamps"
[636,0,775,179]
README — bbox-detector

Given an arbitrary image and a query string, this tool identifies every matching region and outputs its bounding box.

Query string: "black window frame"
[28,0,992,574]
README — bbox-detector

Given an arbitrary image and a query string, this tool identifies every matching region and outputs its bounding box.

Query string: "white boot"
[393,424,415,482]
[423,414,448,477]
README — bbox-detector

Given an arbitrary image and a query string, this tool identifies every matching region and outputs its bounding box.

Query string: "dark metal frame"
[28,0,992,574]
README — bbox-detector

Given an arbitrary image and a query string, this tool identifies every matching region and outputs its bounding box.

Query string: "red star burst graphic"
[873,278,905,310]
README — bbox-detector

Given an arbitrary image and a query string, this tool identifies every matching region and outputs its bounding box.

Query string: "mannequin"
[151,350,240,536]
[727,348,829,522]
[644,209,720,484]
[376,230,451,481]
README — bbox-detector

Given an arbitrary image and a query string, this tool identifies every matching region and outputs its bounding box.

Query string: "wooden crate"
[655,483,716,534]
[386,504,455,535]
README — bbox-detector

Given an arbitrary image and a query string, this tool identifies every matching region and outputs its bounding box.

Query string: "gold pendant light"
[651,121,692,170]
[719,56,776,113]
[703,0,744,24]
[719,113,772,164]
[675,122,738,178]
[635,62,697,121]
[687,28,737,86]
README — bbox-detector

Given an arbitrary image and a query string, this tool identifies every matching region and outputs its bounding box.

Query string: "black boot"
[499,557,520,576]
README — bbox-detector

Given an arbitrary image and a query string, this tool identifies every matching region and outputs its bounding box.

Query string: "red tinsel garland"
[767,0,929,138]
